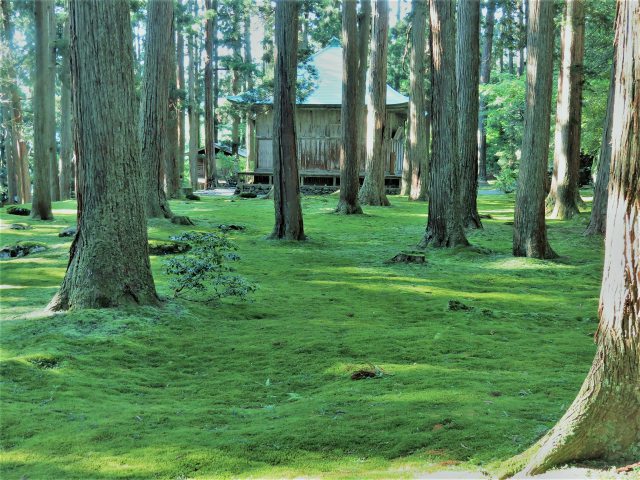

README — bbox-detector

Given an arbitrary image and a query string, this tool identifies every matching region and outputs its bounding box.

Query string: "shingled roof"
[227,37,409,107]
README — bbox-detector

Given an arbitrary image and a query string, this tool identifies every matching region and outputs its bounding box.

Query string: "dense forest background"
[0,0,616,201]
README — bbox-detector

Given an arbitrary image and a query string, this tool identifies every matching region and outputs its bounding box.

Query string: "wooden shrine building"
[227,38,409,191]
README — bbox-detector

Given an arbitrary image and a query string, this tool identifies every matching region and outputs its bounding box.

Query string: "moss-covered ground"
[0,190,607,479]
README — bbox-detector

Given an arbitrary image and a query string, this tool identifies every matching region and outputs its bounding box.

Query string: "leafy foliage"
[163,231,255,302]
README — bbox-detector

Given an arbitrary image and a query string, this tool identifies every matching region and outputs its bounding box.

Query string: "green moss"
[0,192,604,478]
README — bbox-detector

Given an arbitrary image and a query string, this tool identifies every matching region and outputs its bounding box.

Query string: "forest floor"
[1,189,636,479]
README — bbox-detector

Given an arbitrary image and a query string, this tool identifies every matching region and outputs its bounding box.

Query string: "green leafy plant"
[163,231,256,302]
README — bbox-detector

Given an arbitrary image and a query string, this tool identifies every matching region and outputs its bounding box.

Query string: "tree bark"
[47,4,60,202]
[177,29,186,192]
[269,0,305,240]
[3,1,43,204]
[358,0,390,207]
[336,0,363,215]
[356,0,371,177]
[188,0,200,190]
[1,0,24,204]
[407,0,428,202]
[49,0,159,311]
[166,25,181,199]
[2,102,17,204]
[547,0,585,220]
[419,0,468,248]
[512,0,556,259]
[478,0,496,184]
[31,0,54,220]
[140,0,174,219]
[243,2,254,91]
[231,10,242,156]
[59,16,73,200]
[204,0,217,188]
[585,58,615,236]
[506,2,639,475]
[457,0,482,229]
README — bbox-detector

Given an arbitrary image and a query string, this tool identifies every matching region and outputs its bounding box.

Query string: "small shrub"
[6,206,30,216]
[495,161,518,193]
[164,231,256,302]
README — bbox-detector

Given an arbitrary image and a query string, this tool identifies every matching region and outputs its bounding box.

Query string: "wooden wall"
[253,107,406,175]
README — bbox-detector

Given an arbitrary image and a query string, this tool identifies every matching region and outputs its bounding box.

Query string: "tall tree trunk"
[213,2,219,145]
[31,0,54,220]
[356,0,371,179]
[406,0,428,201]
[166,25,180,199]
[419,0,468,248]
[336,0,363,215]
[478,0,496,184]
[47,5,59,202]
[49,0,159,311]
[269,0,304,240]
[2,102,18,204]
[243,1,254,171]
[512,0,556,259]
[1,0,23,204]
[177,29,186,192]
[506,2,639,475]
[6,22,27,208]
[231,13,242,156]
[59,17,73,200]
[140,0,174,218]
[358,0,390,207]
[585,59,615,236]
[457,0,482,229]
[7,40,32,204]
[188,8,199,191]
[547,0,585,220]
[518,0,526,76]
[243,3,254,91]
[204,0,217,188]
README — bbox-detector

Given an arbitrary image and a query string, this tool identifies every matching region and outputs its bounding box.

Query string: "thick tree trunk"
[140,0,174,219]
[358,0,390,207]
[269,0,305,240]
[585,59,615,236]
[457,0,482,229]
[547,0,585,220]
[356,0,371,176]
[59,17,73,200]
[506,2,639,475]
[407,0,428,202]
[47,5,59,202]
[478,0,496,184]
[512,0,556,259]
[31,0,54,220]
[204,0,217,188]
[49,0,159,311]
[336,0,363,215]
[177,30,186,192]
[420,0,468,248]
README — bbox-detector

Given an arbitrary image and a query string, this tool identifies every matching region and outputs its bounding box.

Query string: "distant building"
[227,38,408,190]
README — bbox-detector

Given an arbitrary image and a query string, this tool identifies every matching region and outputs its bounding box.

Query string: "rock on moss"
[148,239,191,255]
[6,206,30,216]
[0,241,48,259]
